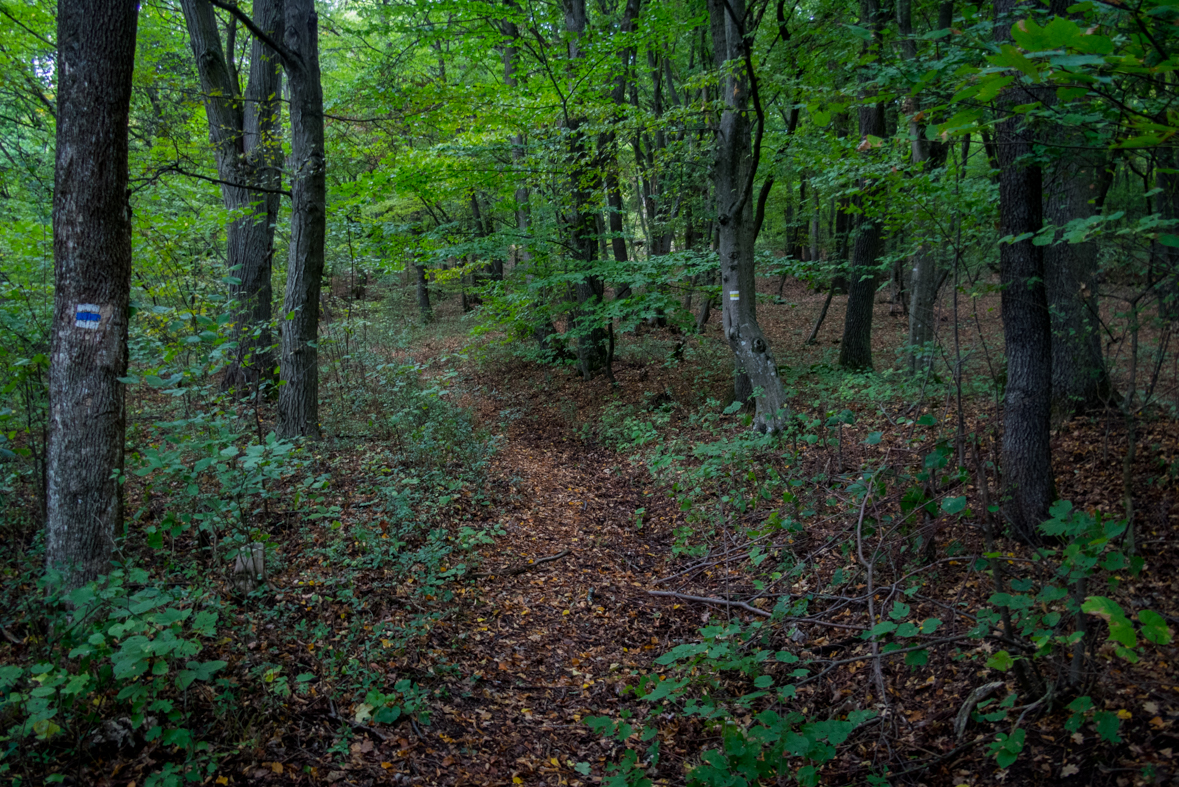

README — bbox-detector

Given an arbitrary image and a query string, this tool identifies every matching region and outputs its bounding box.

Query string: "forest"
[0,0,1178,783]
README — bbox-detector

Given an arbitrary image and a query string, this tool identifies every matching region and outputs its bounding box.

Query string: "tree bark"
[181,0,283,392]
[996,0,1053,542]
[1045,157,1113,419]
[708,0,788,432]
[277,0,327,438]
[564,0,610,379]
[45,0,139,590]
[413,261,433,322]
[898,0,942,374]
[600,0,640,301]
[839,0,887,371]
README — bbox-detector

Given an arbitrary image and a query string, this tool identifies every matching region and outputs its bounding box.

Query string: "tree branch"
[753,176,774,238]
[206,0,299,69]
[133,163,291,197]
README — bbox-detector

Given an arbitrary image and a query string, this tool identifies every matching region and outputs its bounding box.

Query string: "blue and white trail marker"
[75,304,102,330]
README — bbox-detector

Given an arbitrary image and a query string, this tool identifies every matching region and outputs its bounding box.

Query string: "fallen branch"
[647,590,770,618]
[478,549,570,578]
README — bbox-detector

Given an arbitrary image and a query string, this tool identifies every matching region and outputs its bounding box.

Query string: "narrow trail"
[398,418,700,785]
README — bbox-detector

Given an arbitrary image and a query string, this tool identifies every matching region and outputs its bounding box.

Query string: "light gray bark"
[707,0,788,432]
[45,0,139,590]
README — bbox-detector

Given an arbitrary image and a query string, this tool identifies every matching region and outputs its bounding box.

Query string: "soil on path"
[385,417,698,785]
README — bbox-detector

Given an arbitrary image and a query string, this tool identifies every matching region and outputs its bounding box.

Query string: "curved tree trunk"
[277,0,326,438]
[708,0,788,432]
[45,0,139,590]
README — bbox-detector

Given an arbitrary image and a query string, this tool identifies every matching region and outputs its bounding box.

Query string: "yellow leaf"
[513,778,523,784]
[216,779,229,786]
[1117,709,1132,720]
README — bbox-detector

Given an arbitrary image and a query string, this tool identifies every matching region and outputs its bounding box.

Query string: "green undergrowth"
[576,379,1171,783]
[0,353,496,785]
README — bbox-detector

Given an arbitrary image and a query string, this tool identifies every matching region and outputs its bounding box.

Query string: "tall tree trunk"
[414,261,433,322]
[45,0,139,590]
[181,0,283,392]
[839,0,886,371]
[499,4,563,356]
[564,0,610,379]
[1045,158,1113,419]
[277,0,327,438]
[708,0,788,432]
[600,0,640,302]
[996,0,1053,542]
[898,0,942,374]
[1154,146,1179,320]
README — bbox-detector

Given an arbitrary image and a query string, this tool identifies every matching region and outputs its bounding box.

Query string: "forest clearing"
[1,0,1179,784]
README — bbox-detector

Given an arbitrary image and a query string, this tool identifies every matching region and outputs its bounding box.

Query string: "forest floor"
[9,277,1179,786]
[225,278,1176,786]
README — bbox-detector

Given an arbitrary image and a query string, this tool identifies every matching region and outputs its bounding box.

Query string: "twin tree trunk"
[45,0,139,589]
[707,0,788,432]
[996,0,1053,543]
[181,0,283,392]
[277,0,327,438]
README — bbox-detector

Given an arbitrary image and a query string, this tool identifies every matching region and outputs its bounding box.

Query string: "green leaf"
[986,650,1014,672]
[1094,710,1121,743]
[845,24,873,40]
[975,75,1014,102]
[1082,596,1137,649]
[941,496,967,515]
[1138,610,1173,645]
[988,44,1042,81]
[809,106,832,127]
[904,649,929,667]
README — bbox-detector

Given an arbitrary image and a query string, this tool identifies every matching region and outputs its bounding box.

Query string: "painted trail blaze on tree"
[45,0,140,589]
[707,0,788,433]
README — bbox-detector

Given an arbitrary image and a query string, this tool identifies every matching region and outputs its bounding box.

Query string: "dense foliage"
[0,0,1177,783]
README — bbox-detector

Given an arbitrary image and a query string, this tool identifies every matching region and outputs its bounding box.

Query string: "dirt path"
[383,419,697,785]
